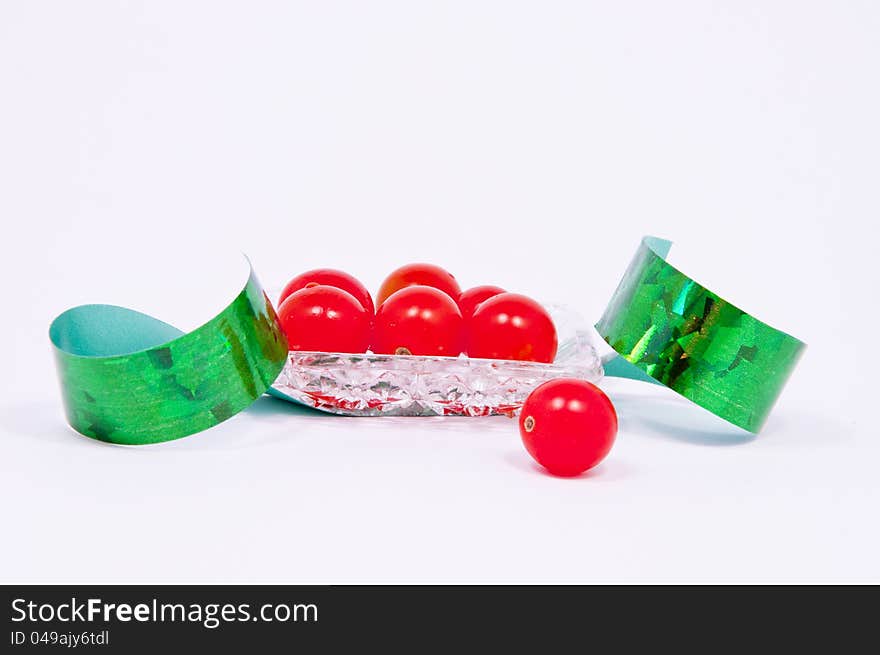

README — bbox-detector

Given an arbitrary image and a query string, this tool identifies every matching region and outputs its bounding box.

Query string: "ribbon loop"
[50,266,288,445]
[597,237,805,433]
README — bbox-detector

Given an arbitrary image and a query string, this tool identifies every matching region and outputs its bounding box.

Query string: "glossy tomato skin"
[277,285,372,353]
[279,268,374,314]
[466,293,557,363]
[373,285,464,357]
[519,379,617,477]
[458,285,506,322]
[376,263,461,307]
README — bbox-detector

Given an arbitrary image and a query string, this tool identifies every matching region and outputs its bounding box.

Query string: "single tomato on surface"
[519,379,617,477]
[279,268,374,314]
[376,263,461,307]
[466,292,557,363]
[373,285,464,357]
[458,285,505,322]
[277,285,372,353]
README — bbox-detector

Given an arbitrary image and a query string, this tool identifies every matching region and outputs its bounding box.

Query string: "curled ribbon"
[49,265,288,444]
[49,238,804,442]
[597,237,805,433]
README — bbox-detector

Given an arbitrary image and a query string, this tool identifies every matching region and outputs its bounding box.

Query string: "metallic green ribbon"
[49,266,288,445]
[597,237,805,433]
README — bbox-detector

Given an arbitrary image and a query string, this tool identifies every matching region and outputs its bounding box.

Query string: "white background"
[1,1,877,583]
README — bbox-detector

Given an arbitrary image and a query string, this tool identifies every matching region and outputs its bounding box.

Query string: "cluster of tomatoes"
[276,263,558,362]
[275,264,618,478]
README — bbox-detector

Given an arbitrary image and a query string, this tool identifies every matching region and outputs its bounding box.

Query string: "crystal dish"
[269,304,604,417]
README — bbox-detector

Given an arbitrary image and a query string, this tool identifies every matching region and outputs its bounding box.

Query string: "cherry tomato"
[279,268,374,314]
[373,285,464,357]
[277,285,372,353]
[376,263,461,307]
[458,285,506,322]
[466,293,557,363]
[519,379,617,477]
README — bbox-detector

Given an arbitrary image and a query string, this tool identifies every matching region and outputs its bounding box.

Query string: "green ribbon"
[49,266,288,445]
[49,239,803,442]
[597,237,805,433]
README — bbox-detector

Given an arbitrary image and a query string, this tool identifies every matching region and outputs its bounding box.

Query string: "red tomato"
[458,285,506,321]
[519,379,617,477]
[466,293,557,363]
[277,285,372,353]
[376,263,461,307]
[279,269,374,314]
[373,285,464,357]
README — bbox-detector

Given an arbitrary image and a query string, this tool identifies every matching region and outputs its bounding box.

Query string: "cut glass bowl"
[269,303,603,417]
